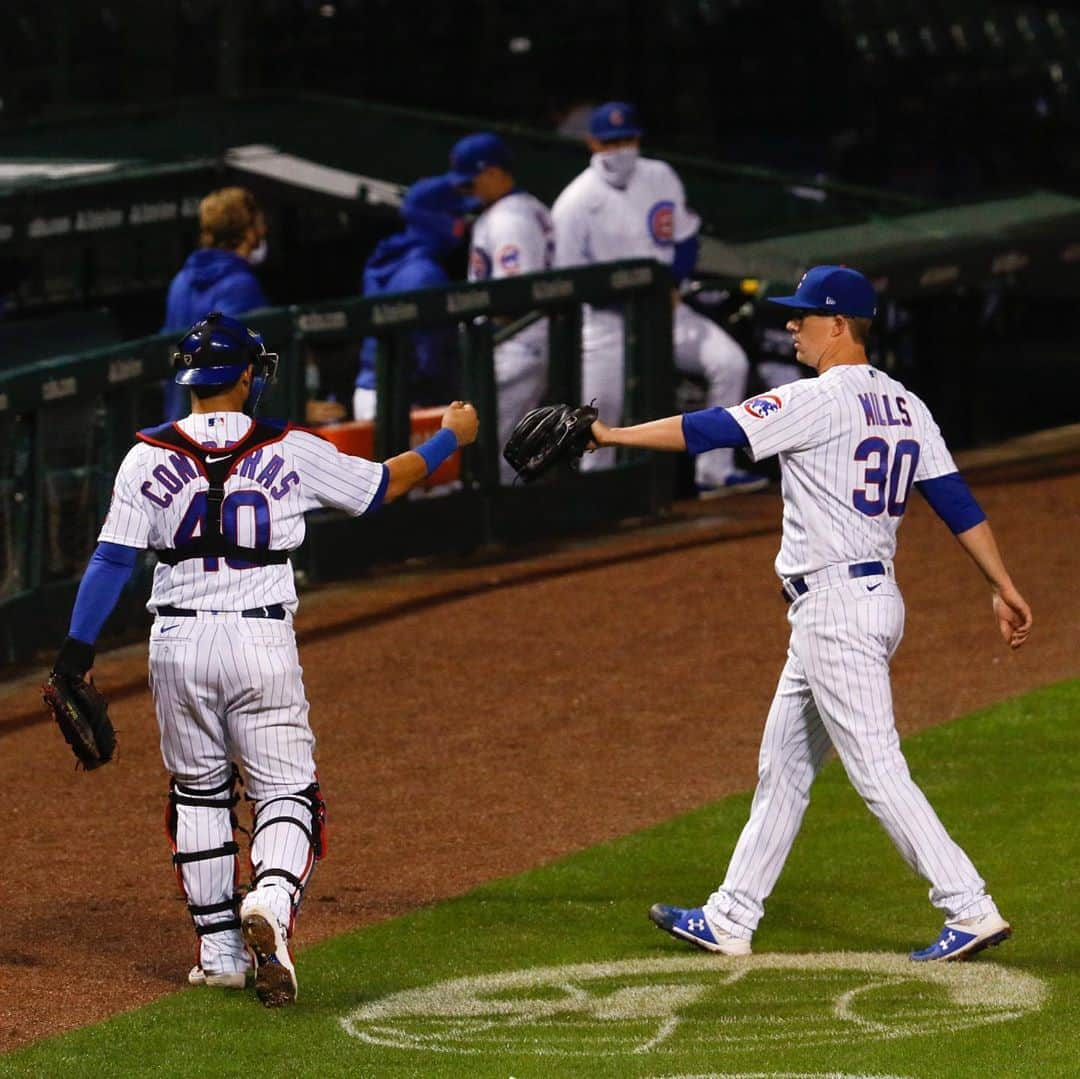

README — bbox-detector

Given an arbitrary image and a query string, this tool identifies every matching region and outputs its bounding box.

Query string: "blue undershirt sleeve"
[671,235,699,284]
[915,472,987,534]
[682,408,750,454]
[68,541,140,645]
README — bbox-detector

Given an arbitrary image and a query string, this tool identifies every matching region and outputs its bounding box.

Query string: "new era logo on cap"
[767,265,878,318]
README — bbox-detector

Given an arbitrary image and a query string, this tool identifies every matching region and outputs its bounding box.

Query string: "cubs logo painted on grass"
[339,953,1046,1058]
[497,243,522,273]
[648,201,675,246]
[744,394,783,419]
[469,246,493,280]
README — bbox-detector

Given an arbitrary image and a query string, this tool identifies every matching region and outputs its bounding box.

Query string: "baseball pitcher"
[588,266,1032,962]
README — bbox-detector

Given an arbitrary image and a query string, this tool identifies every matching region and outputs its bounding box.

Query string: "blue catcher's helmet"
[172,312,278,413]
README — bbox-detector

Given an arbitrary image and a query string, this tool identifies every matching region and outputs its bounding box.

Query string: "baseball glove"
[503,403,599,484]
[42,638,115,770]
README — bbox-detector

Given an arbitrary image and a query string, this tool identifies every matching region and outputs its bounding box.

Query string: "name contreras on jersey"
[858,392,912,427]
[139,449,300,508]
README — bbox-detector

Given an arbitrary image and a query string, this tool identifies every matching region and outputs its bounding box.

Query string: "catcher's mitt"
[43,638,115,769]
[503,403,598,484]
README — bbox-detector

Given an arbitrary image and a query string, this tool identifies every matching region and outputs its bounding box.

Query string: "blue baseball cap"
[768,265,878,318]
[447,132,513,185]
[589,101,643,142]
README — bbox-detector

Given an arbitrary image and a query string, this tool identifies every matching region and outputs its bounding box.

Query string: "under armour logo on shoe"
[940,931,957,950]
[687,918,706,932]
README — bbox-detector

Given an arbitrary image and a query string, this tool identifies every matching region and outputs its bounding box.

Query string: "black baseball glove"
[42,637,115,770]
[503,403,599,484]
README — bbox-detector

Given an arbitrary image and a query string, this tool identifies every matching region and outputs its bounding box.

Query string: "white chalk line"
[340,952,1047,1058]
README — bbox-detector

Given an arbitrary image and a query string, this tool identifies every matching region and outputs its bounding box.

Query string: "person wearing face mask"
[551,103,764,494]
[161,187,271,421]
[353,175,468,420]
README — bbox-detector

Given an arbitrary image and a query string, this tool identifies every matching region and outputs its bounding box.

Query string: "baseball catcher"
[42,637,115,770]
[503,403,598,483]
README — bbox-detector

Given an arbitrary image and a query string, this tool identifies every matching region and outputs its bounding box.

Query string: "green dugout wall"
[0,259,673,664]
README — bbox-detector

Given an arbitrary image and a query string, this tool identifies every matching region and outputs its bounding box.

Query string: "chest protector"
[136,420,292,566]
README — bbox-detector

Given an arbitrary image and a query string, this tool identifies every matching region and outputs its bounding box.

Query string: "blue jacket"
[355,230,459,406]
[162,248,267,419]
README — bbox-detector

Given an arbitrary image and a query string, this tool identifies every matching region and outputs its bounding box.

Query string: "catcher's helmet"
[172,312,278,387]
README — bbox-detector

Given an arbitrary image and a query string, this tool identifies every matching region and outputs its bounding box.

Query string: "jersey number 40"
[852,437,920,517]
[174,490,271,571]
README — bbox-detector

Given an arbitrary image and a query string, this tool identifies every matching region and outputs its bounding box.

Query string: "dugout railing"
[0,258,674,664]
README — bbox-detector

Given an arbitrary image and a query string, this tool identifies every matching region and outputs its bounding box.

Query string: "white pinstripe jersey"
[552,157,699,268]
[98,412,385,612]
[469,190,554,282]
[469,190,553,348]
[730,364,958,578]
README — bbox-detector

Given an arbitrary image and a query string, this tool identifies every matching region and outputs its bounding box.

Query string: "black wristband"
[54,636,95,678]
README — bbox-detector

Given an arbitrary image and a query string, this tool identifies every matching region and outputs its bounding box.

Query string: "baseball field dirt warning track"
[1,463,1076,1051]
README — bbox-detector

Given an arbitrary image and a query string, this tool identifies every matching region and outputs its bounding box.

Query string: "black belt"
[782,561,886,602]
[156,604,287,620]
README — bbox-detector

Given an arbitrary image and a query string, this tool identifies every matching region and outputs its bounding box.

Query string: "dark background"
[2,1,1078,448]
[4,0,1080,200]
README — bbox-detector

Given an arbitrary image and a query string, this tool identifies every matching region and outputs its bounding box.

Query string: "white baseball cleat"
[187,965,248,989]
[240,900,297,1007]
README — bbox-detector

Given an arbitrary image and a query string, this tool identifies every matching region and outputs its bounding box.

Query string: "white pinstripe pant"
[705,575,997,937]
[148,614,316,797]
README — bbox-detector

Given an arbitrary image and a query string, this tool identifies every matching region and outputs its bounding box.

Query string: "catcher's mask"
[172,311,279,415]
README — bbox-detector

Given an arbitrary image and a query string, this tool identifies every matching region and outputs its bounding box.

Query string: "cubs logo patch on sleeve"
[743,394,783,419]
[496,244,521,272]
[647,200,675,246]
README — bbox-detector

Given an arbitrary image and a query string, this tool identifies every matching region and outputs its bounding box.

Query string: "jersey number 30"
[174,490,271,570]
[852,438,920,517]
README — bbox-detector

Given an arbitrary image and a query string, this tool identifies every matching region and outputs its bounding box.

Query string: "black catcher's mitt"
[43,638,115,770]
[503,403,599,483]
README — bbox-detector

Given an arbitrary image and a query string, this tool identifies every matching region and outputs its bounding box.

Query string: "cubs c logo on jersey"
[743,394,783,419]
[647,200,675,246]
[469,247,493,280]
[497,244,521,273]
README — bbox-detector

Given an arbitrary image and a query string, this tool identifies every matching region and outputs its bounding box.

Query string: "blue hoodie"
[355,229,459,404]
[161,248,267,419]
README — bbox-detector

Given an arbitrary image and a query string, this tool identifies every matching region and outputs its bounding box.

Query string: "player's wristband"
[54,636,95,678]
[414,428,458,475]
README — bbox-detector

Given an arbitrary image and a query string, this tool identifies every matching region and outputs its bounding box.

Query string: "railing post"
[458,319,499,490]
[375,332,412,460]
[545,304,583,404]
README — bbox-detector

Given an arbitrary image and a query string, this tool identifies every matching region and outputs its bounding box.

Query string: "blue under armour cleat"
[648,904,752,955]
[910,911,1012,962]
[696,471,769,500]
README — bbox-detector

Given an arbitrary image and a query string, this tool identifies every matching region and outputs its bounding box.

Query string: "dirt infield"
[2,468,1077,1051]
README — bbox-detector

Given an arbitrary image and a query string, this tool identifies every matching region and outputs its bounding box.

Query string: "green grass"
[4,679,1078,1079]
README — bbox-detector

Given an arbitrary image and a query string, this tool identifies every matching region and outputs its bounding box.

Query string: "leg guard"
[247,781,327,934]
[166,765,248,975]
